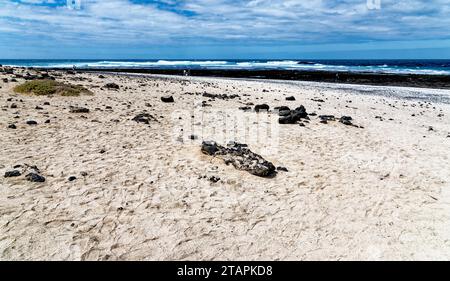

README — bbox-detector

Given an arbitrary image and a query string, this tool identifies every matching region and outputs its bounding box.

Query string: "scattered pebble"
[25,173,46,183]
[4,170,21,178]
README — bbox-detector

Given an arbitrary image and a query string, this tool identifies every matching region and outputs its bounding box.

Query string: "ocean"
[1,59,450,75]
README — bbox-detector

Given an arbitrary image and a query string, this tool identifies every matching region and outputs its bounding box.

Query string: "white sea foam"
[3,60,450,75]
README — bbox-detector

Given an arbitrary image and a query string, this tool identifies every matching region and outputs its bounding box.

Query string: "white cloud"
[0,0,449,46]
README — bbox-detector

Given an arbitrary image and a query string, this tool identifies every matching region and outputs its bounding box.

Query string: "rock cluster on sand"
[202,92,240,100]
[3,164,46,183]
[278,105,309,124]
[201,141,276,177]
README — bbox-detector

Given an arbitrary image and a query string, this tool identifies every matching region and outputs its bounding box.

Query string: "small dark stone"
[254,104,270,112]
[43,102,50,106]
[10,103,17,109]
[277,167,289,172]
[105,83,120,90]
[319,115,335,122]
[26,120,38,125]
[201,141,220,155]
[25,173,45,183]
[35,106,43,110]
[189,135,198,140]
[70,107,90,113]
[239,106,251,111]
[286,96,296,101]
[68,176,77,182]
[339,116,353,126]
[44,119,50,124]
[4,170,21,178]
[275,106,290,111]
[132,113,156,124]
[8,124,17,129]
[98,75,106,79]
[161,96,175,103]
[209,176,220,183]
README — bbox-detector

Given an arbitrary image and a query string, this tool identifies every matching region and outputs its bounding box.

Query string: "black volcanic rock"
[26,173,46,183]
[339,116,353,126]
[161,96,174,103]
[4,170,21,178]
[278,105,308,124]
[132,113,157,124]
[201,141,276,177]
[254,104,270,112]
[70,107,90,113]
[105,83,120,89]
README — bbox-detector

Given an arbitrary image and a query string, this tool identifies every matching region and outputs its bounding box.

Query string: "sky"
[0,0,450,59]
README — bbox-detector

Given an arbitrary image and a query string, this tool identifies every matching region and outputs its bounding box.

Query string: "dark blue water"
[1,59,450,75]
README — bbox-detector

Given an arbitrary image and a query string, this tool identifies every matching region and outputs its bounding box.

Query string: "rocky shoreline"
[55,68,450,90]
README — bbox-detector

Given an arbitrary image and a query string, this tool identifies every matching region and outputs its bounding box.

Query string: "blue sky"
[0,0,450,59]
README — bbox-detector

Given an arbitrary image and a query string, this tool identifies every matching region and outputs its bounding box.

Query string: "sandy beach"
[1,68,450,261]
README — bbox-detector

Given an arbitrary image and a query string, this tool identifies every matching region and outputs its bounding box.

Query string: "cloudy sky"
[0,0,450,59]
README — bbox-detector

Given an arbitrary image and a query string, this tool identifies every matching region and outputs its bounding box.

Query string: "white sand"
[1,70,450,260]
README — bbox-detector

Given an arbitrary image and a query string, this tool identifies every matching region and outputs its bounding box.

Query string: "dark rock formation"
[277,166,289,172]
[132,113,157,124]
[105,83,120,89]
[286,96,296,101]
[4,170,21,178]
[26,173,46,183]
[161,96,175,103]
[209,176,221,183]
[255,104,270,112]
[278,105,308,124]
[201,141,276,177]
[339,116,353,126]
